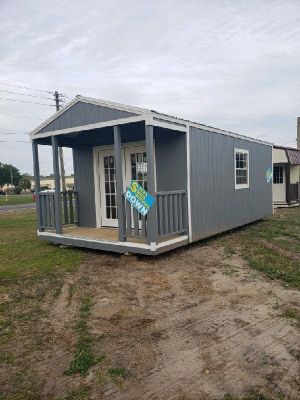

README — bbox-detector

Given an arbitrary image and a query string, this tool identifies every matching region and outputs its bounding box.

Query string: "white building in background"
[31,176,74,190]
[273,146,300,207]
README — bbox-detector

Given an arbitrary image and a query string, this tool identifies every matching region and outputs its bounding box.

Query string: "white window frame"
[234,148,249,190]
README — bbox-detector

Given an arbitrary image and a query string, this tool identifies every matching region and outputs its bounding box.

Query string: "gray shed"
[31,96,273,255]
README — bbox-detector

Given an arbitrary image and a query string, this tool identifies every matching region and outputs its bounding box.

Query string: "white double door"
[97,144,148,227]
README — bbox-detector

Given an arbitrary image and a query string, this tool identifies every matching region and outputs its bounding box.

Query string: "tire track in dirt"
[34,246,300,400]
[106,246,300,400]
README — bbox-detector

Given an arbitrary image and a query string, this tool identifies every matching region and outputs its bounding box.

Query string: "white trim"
[149,117,187,132]
[30,97,79,137]
[30,95,149,138]
[78,96,151,115]
[32,115,147,140]
[271,146,274,214]
[124,145,147,187]
[149,112,272,146]
[93,146,101,228]
[234,148,250,190]
[37,231,188,252]
[93,140,151,229]
[30,95,273,146]
[93,141,146,153]
[98,149,120,227]
[186,125,192,242]
[155,235,188,249]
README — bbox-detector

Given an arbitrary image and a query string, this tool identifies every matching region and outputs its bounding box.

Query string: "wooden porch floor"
[62,226,183,244]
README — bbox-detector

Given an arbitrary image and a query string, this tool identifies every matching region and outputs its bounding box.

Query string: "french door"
[98,150,119,227]
[97,144,147,228]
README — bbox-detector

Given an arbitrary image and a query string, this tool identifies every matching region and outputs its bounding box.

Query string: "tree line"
[0,163,32,193]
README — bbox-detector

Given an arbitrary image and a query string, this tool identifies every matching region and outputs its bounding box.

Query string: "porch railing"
[157,190,187,238]
[123,189,187,241]
[38,190,78,231]
[123,197,147,240]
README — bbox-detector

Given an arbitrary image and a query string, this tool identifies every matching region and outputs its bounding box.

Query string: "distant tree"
[0,163,22,187]
[19,175,32,192]
[13,186,22,195]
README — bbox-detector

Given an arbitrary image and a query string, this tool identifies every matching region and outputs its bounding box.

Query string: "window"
[234,149,249,189]
[273,166,283,184]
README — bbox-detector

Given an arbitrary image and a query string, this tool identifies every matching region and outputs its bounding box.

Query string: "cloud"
[0,0,300,174]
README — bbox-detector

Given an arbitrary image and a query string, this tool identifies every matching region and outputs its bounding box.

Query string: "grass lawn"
[216,207,300,289]
[0,194,35,206]
[0,210,84,398]
[0,210,82,279]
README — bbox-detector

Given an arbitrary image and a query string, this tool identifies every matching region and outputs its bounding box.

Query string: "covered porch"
[32,116,189,255]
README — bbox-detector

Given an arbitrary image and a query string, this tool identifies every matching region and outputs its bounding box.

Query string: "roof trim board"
[31,95,273,146]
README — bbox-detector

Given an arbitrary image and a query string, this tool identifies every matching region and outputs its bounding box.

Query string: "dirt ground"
[24,241,299,400]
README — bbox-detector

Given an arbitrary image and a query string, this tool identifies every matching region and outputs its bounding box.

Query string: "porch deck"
[63,226,184,244]
[38,226,189,255]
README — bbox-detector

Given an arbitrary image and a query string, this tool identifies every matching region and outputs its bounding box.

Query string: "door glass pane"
[130,151,147,190]
[129,150,148,220]
[103,155,117,220]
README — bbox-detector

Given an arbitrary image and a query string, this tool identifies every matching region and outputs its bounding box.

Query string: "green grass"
[65,296,104,375]
[216,208,300,289]
[0,210,82,279]
[0,210,84,398]
[0,194,34,206]
[281,307,300,327]
[108,367,129,378]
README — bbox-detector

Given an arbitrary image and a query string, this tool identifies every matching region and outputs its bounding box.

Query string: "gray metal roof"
[274,145,300,165]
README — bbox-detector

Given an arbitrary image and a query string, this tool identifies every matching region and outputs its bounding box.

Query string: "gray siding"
[190,127,273,242]
[155,129,187,191]
[40,101,137,134]
[73,147,96,228]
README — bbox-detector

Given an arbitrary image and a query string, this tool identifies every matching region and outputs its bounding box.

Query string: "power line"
[0,82,72,100]
[0,89,54,101]
[0,140,30,143]
[0,132,29,135]
[0,112,46,120]
[0,97,54,107]
[0,81,53,94]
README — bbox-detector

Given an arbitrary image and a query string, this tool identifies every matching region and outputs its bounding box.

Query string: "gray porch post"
[113,125,126,241]
[51,135,63,234]
[145,124,158,244]
[32,139,43,231]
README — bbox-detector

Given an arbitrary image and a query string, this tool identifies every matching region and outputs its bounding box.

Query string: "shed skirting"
[37,231,189,255]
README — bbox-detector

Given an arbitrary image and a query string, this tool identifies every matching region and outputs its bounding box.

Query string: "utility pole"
[54,91,66,191]
[10,167,13,187]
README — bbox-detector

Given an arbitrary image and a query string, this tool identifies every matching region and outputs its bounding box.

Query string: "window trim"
[273,165,284,184]
[234,148,249,190]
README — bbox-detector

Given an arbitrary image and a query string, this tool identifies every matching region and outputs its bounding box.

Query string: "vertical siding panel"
[73,147,96,227]
[190,127,272,242]
[40,102,137,134]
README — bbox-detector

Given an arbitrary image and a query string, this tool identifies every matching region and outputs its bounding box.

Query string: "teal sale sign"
[266,167,273,183]
[124,180,155,216]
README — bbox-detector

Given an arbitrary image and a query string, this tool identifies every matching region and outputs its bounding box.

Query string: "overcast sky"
[1,0,300,176]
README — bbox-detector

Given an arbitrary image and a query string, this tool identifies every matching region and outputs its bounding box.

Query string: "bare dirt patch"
[1,244,300,399]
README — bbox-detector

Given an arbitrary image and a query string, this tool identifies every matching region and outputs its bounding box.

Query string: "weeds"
[216,208,300,289]
[280,307,300,327]
[108,367,129,378]
[65,296,104,375]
